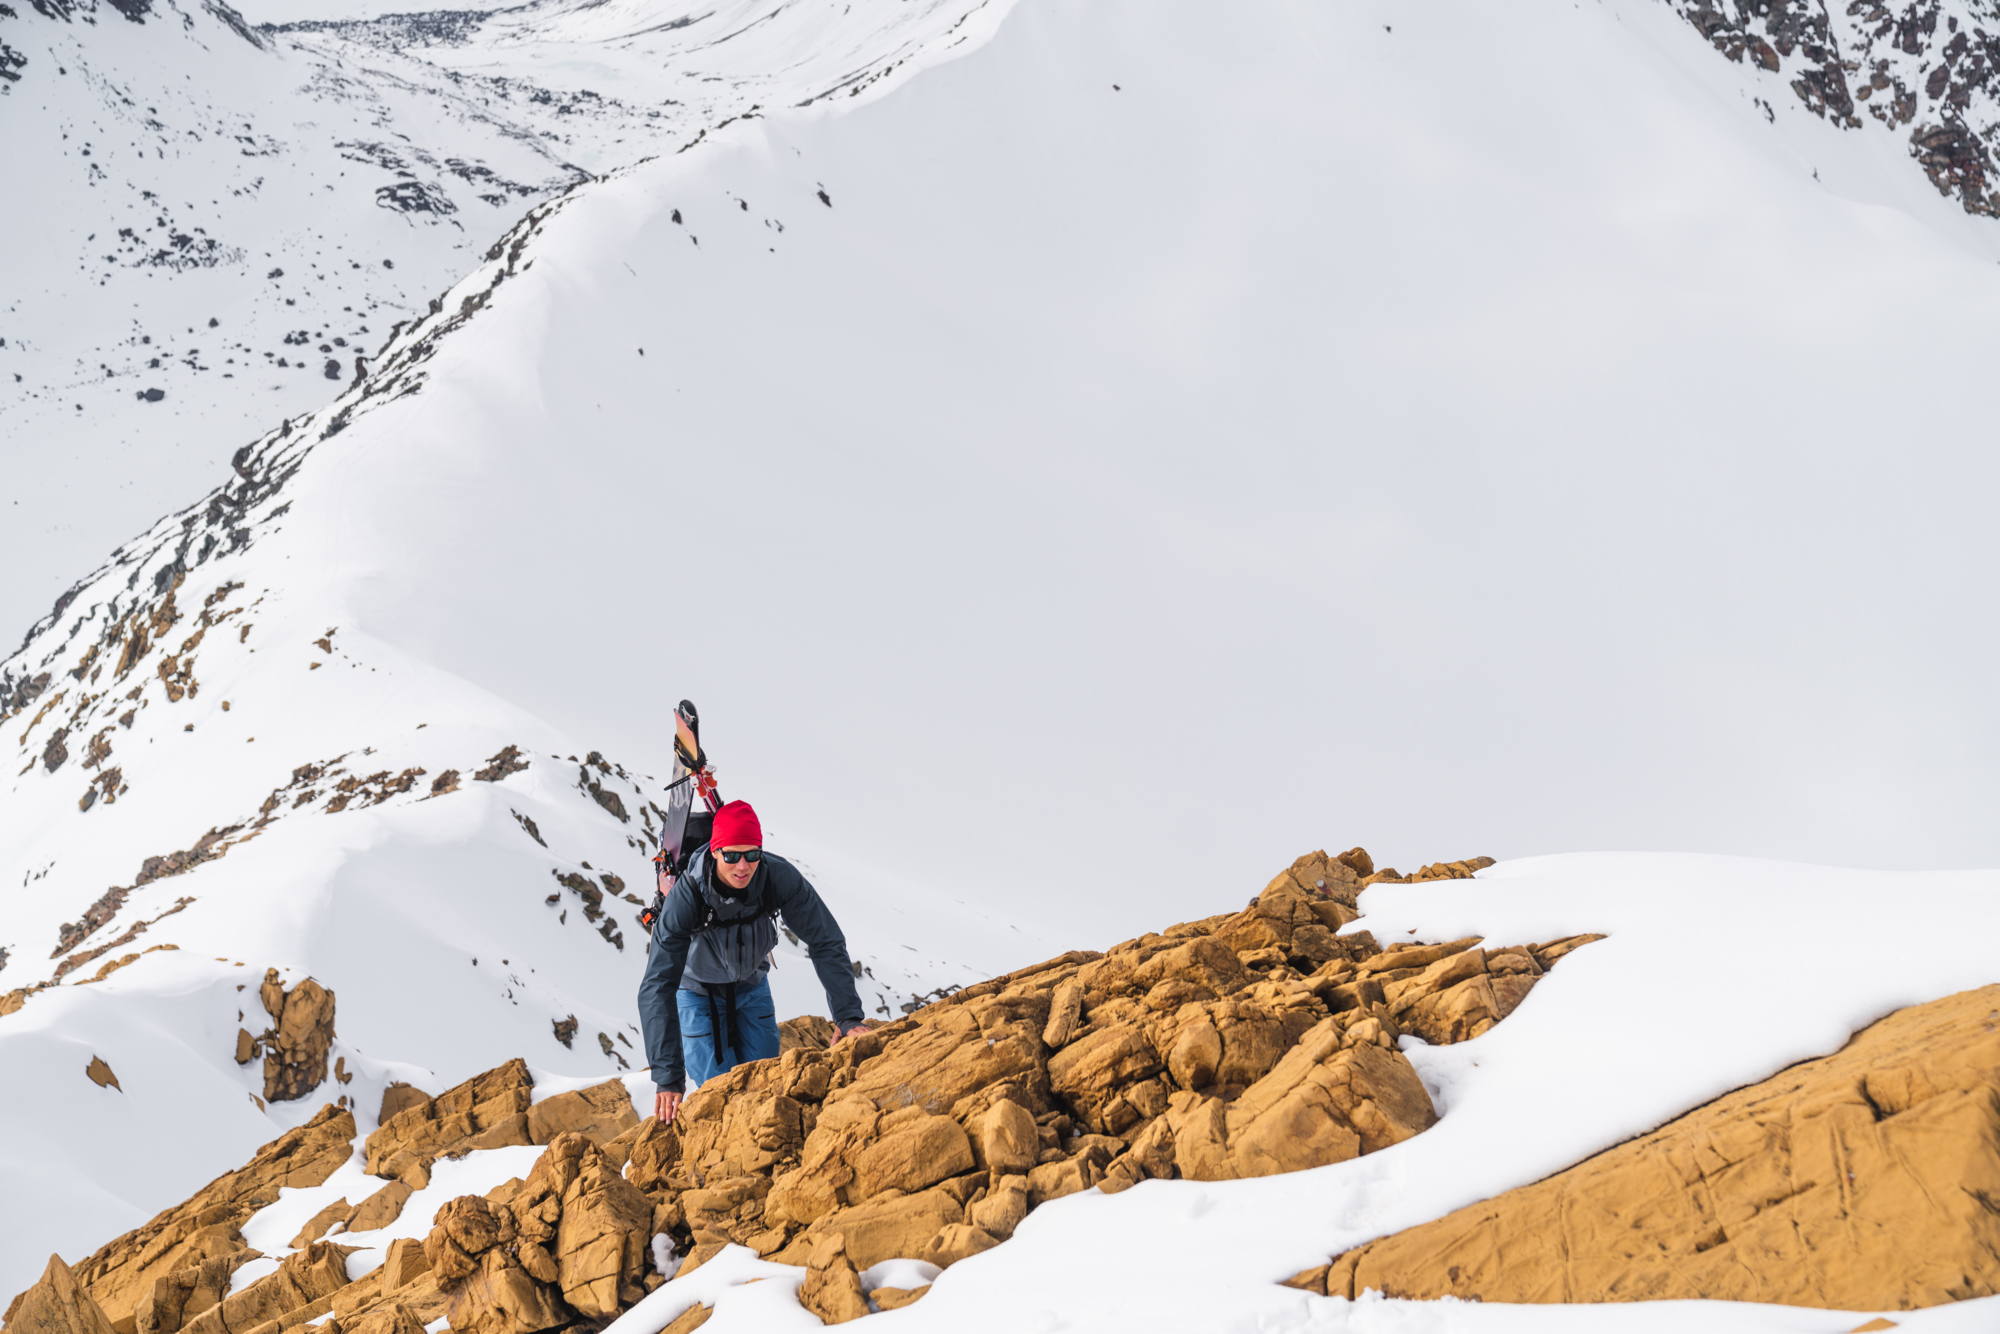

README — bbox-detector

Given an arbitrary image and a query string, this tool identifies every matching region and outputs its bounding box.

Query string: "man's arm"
[772,865,868,1034]
[637,888,698,1115]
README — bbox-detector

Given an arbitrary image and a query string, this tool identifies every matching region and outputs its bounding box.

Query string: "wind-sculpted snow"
[0,0,1013,634]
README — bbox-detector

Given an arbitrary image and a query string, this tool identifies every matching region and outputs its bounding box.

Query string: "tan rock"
[287,1199,351,1248]
[778,1015,837,1052]
[1323,984,2000,1311]
[621,1116,681,1194]
[177,1242,355,1334]
[545,1134,653,1318]
[74,1104,356,1333]
[851,1114,974,1199]
[340,1302,424,1334]
[364,1060,533,1179]
[1025,1156,1098,1205]
[1047,1024,1161,1134]
[804,1189,963,1272]
[259,973,335,1103]
[345,1182,412,1234]
[376,1240,430,1295]
[966,1175,1029,1239]
[1159,1000,1288,1092]
[917,1222,1001,1268]
[659,1304,712,1334]
[794,1235,869,1326]
[869,1286,928,1311]
[10,1256,119,1334]
[974,1100,1039,1176]
[1042,981,1084,1049]
[1165,1018,1434,1181]
[134,1251,260,1334]
[378,1083,430,1124]
[526,1080,639,1147]
[1355,937,1482,977]
[443,1250,564,1334]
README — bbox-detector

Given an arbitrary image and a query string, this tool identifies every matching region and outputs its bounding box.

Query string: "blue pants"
[677,974,780,1090]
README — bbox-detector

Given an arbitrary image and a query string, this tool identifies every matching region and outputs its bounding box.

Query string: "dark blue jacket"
[637,844,865,1091]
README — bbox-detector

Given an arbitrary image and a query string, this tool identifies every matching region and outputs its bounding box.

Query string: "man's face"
[714,844,760,892]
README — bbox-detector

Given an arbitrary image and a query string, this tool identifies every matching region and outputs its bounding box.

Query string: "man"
[638,799,870,1122]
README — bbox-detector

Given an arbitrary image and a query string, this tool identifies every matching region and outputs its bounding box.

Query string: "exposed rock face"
[623,850,1566,1280]
[1293,983,2000,1312]
[5,1256,118,1334]
[528,1080,641,1147]
[364,1059,536,1180]
[23,846,1592,1334]
[258,970,336,1102]
[1660,0,2000,216]
[363,1066,642,1186]
[418,1133,654,1334]
[69,1104,357,1333]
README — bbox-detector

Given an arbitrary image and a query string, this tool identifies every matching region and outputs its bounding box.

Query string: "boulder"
[966,1175,1029,1239]
[365,1060,533,1179]
[916,1223,1000,1268]
[346,1182,412,1234]
[340,1302,425,1334]
[548,1144,653,1316]
[444,1250,565,1334]
[526,1080,639,1148]
[802,1189,963,1271]
[376,1240,431,1295]
[8,1256,118,1334]
[1167,1018,1435,1181]
[850,1114,974,1199]
[974,1100,1039,1176]
[869,1286,928,1311]
[794,1235,868,1326]
[134,1251,260,1334]
[176,1242,354,1334]
[259,972,335,1103]
[1316,984,2000,1311]
[287,1199,351,1248]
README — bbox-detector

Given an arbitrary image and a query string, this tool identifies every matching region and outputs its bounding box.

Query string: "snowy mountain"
[0,0,1006,635]
[6,0,2000,1321]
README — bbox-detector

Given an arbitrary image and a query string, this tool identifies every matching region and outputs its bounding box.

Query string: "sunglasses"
[715,848,764,865]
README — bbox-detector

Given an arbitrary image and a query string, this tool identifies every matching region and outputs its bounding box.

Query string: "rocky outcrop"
[69,1104,357,1333]
[364,1060,537,1181]
[257,971,336,1103]
[24,846,1586,1334]
[1289,983,2000,1312]
[4,1256,117,1334]
[421,1133,653,1334]
[1661,0,2000,216]
[362,1065,641,1187]
[617,849,1571,1282]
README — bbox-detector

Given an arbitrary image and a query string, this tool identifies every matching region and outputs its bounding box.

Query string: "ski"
[643,699,722,936]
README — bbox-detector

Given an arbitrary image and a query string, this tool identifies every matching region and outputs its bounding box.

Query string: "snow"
[7,0,2000,1320]
[857,1259,940,1294]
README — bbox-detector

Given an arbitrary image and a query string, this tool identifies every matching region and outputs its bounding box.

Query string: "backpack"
[642,812,781,945]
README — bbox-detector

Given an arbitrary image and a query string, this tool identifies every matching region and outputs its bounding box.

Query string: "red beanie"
[709,800,762,850]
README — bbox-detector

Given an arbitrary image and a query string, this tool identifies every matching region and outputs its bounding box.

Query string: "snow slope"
[0,0,1009,635]
[8,0,2000,1314]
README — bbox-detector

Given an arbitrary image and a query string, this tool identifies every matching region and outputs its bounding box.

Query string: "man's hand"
[831,1023,872,1046]
[654,1090,683,1124]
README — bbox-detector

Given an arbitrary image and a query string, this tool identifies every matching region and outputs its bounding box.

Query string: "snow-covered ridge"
[0,0,1013,635]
